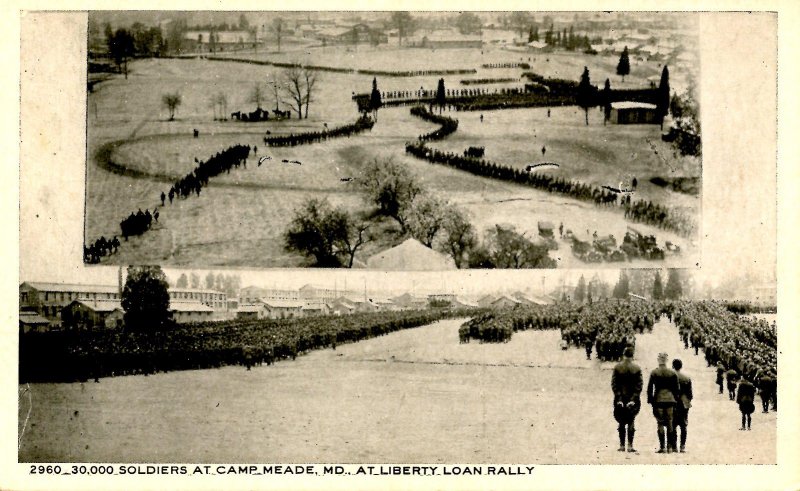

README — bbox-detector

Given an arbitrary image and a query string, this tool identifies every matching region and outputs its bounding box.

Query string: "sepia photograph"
[9,5,798,491]
[84,11,701,269]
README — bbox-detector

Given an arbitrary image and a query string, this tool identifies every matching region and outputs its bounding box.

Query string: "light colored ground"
[18,318,774,463]
[85,55,699,268]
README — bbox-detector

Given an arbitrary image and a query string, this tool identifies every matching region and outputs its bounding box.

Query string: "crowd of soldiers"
[405,105,693,238]
[119,208,158,240]
[410,106,459,142]
[481,62,529,69]
[673,301,777,420]
[459,300,659,360]
[625,199,696,238]
[263,115,374,147]
[20,309,473,383]
[83,235,121,264]
[164,144,252,202]
[407,142,628,208]
[460,78,517,86]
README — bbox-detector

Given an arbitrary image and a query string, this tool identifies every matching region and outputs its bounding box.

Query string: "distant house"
[170,301,215,324]
[491,295,522,309]
[302,303,330,317]
[19,281,121,322]
[236,304,264,320]
[415,31,482,49]
[389,293,429,311]
[317,24,387,45]
[63,299,125,330]
[19,311,53,334]
[451,298,480,309]
[477,295,497,308]
[366,239,456,270]
[609,102,659,124]
[330,297,358,315]
[260,299,304,319]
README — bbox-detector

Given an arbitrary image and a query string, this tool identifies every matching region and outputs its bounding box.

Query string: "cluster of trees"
[284,155,555,269]
[664,80,701,157]
[610,269,685,300]
[20,302,471,382]
[174,270,242,297]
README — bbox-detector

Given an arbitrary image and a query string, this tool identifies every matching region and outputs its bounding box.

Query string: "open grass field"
[86,51,700,268]
[18,317,774,463]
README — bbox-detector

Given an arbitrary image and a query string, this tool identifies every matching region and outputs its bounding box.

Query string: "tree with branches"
[162,92,182,120]
[359,156,422,231]
[121,265,172,331]
[281,65,317,119]
[249,82,265,109]
[390,12,416,47]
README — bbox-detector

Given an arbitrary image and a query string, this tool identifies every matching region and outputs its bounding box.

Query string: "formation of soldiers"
[459,300,659,358]
[21,309,475,383]
[166,143,252,201]
[83,235,121,264]
[263,115,374,147]
[625,199,696,238]
[119,208,158,240]
[409,106,459,142]
[405,104,694,239]
[673,301,777,430]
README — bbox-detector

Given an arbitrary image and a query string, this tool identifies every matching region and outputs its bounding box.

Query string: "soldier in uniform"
[736,376,756,430]
[647,352,680,453]
[672,359,693,453]
[758,369,774,413]
[726,368,740,401]
[716,362,725,395]
[611,346,643,452]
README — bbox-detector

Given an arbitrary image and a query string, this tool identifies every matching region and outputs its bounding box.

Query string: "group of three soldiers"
[611,349,693,453]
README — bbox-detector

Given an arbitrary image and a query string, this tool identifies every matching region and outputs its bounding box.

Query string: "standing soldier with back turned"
[647,352,680,453]
[611,346,643,453]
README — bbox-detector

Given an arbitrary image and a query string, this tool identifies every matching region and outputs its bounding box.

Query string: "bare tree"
[303,69,317,119]
[282,66,305,119]
[272,18,283,52]
[270,79,282,112]
[162,92,182,120]
[281,65,318,119]
[249,82,265,109]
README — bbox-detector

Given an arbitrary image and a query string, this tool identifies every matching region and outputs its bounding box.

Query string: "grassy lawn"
[86,54,699,268]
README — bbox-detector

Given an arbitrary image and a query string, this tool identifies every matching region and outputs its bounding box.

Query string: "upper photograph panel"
[85,11,700,269]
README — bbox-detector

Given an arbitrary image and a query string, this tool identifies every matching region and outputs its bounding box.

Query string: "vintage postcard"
[6,5,799,491]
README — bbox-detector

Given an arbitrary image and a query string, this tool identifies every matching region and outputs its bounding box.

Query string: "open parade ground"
[18,316,774,464]
[85,42,700,269]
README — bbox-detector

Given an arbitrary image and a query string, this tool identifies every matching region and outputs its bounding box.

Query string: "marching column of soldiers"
[84,235,121,264]
[675,301,777,430]
[263,115,374,147]
[165,143,252,202]
[22,308,475,383]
